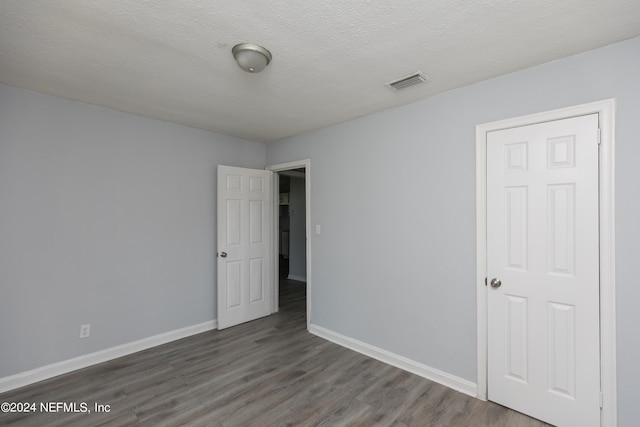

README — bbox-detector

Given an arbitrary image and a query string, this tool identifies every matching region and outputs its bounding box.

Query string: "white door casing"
[217,165,273,329]
[486,114,600,426]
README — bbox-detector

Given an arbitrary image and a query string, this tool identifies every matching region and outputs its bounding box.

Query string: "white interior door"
[487,114,600,426]
[217,165,273,330]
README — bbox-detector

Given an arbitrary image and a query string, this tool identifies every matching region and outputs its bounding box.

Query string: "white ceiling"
[1,1,640,143]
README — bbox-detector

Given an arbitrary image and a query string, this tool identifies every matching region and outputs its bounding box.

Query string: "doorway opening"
[267,159,311,330]
[277,169,306,282]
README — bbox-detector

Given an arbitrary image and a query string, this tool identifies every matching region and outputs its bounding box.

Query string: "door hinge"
[597,128,602,145]
[599,391,604,408]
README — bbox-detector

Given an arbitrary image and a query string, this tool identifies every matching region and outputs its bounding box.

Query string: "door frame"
[267,159,311,330]
[475,99,616,426]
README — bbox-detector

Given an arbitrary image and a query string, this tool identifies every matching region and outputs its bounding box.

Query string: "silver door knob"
[490,278,502,288]
[219,252,227,258]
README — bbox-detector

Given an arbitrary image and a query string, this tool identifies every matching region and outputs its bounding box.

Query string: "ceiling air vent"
[385,72,430,91]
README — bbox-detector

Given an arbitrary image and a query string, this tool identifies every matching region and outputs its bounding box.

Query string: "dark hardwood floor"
[0,280,550,426]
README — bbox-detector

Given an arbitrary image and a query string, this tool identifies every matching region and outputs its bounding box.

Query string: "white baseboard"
[287,274,307,282]
[0,320,217,394]
[309,324,477,397]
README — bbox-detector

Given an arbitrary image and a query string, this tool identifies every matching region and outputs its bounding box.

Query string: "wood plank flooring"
[0,280,551,426]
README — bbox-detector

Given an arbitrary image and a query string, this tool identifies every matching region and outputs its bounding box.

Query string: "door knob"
[219,252,228,258]
[490,278,502,288]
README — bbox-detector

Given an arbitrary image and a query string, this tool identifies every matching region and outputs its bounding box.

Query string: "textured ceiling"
[1,1,640,142]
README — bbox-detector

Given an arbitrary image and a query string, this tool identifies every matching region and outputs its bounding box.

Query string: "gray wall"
[266,36,640,425]
[0,84,266,377]
[288,176,306,281]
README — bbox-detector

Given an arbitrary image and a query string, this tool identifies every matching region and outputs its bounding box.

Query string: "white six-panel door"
[487,114,600,426]
[217,165,273,330]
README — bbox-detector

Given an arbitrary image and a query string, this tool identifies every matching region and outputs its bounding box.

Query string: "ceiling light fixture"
[232,43,272,73]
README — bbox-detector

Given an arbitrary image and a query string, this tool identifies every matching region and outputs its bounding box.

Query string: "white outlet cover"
[80,324,91,338]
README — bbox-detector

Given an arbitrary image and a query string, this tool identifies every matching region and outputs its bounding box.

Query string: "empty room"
[1,2,640,426]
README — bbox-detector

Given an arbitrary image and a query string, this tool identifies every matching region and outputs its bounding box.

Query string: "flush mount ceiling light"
[232,43,272,73]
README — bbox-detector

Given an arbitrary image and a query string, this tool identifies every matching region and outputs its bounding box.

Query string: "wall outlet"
[79,324,91,338]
